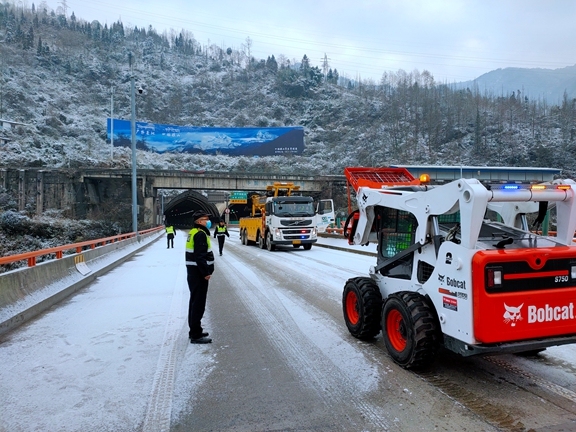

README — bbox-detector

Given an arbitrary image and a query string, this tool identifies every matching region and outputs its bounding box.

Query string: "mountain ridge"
[454,64,576,103]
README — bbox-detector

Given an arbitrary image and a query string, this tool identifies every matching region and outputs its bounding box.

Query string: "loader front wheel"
[382,292,439,370]
[342,277,382,340]
[241,230,247,245]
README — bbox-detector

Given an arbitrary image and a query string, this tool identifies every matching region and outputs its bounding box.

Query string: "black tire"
[241,230,247,245]
[342,277,382,340]
[258,231,266,249]
[303,244,312,250]
[266,232,276,251]
[292,244,301,248]
[381,292,439,369]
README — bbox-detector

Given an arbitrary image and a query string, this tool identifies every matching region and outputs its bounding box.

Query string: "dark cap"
[193,210,210,221]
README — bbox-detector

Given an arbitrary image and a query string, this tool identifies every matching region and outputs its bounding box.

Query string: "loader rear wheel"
[342,277,382,340]
[382,292,439,370]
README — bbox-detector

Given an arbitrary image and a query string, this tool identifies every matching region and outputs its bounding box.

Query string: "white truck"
[239,182,334,251]
[342,167,576,369]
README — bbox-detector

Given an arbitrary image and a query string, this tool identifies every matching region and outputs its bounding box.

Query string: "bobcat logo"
[438,274,445,283]
[503,303,524,327]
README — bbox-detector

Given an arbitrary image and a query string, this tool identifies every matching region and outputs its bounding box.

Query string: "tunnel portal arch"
[163,190,219,229]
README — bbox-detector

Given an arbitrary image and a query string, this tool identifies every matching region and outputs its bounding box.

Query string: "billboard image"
[107,119,304,156]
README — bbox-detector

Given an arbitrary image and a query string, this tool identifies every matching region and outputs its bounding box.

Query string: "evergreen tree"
[23,26,34,50]
[266,55,278,73]
[299,54,310,75]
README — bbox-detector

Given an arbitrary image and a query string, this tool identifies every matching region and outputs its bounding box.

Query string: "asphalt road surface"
[2,231,576,431]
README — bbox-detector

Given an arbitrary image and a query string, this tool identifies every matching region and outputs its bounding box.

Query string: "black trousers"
[167,233,174,248]
[217,236,225,254]
[187,267,209,339]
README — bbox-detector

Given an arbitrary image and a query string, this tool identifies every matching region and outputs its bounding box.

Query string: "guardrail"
[0,226,164,268]
[321,228,576,241]
[325,227,344,235]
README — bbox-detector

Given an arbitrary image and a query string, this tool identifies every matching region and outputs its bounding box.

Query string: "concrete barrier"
[0,230,164,337]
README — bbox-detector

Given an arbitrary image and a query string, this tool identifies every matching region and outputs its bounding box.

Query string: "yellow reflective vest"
[185,227,215,275]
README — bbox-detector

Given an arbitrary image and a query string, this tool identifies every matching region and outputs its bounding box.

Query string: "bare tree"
[242,36,252,69]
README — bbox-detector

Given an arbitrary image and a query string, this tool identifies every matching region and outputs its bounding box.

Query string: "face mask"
[206,220,212,229]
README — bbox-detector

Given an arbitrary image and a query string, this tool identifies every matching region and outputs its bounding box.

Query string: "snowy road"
[1,230,576,431]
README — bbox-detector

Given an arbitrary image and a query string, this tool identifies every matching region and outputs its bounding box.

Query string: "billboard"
[107,119,304,156]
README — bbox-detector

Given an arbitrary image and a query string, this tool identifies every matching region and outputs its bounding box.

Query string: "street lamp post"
[110,86,115,160]
[130,75,138,238]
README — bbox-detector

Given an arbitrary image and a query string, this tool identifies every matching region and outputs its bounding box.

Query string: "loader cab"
[376,207,418,279]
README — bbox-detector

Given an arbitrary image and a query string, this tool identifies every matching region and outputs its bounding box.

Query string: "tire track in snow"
[220,251,392,430]
[142,268,189,432]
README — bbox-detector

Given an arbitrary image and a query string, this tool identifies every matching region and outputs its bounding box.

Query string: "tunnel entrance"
[163,190,219,229]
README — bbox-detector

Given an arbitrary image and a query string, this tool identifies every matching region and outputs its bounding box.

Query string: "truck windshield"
[273,201,315,217]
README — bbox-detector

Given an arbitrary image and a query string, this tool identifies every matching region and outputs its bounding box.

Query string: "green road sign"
[230,191,248,204]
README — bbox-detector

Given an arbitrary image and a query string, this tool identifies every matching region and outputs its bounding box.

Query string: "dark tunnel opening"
[163,190,220,229]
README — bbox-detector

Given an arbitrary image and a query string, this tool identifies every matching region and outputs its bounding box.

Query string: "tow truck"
[239,182,333,251]
[342,167,576,369]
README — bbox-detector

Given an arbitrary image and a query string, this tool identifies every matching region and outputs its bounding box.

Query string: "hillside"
[0,3,575,178]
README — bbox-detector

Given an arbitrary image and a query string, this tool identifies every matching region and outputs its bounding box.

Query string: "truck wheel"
[382,292,439,369]
[303,244,312,250]
[292,244,301,248]
[258,232,266,249]
[266,232,276,251]
[241,230,247,245]
[342,277,382,340]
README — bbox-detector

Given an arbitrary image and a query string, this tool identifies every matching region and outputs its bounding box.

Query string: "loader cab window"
[377,207,418,279]
[437,212,461,243]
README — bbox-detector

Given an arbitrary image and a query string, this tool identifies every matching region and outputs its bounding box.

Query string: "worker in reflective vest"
[185,211,215,344]
[165,225,176,248]
[213,220,230,256]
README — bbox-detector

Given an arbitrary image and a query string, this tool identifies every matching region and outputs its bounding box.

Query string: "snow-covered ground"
[0,230,574,431]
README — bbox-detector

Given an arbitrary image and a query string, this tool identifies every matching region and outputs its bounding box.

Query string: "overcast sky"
[47,0,576,83]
